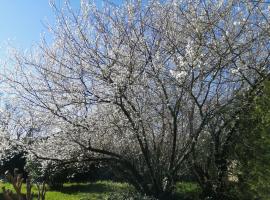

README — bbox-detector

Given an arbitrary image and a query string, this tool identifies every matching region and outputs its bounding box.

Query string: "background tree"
[233,80,270,200]
[2,0,270,199]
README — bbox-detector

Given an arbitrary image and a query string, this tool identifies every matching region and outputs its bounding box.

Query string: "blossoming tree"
[2,0,270,199]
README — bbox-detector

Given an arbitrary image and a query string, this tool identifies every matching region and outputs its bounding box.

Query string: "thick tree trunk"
[192,160,232,200]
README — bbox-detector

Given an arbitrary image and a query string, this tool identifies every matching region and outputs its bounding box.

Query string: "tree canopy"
[1,0,270,199]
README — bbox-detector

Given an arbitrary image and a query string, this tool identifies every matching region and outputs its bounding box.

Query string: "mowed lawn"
[0,181,200,200]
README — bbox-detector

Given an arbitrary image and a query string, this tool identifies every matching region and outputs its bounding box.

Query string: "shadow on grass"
[0,191,41,200]
[59,183,109,194]
[56,182,124,195]
[0,182,201,199]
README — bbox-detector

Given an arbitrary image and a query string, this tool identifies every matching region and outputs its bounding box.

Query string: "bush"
[0,148,26,180]
[108,190,157,200]
[233,80,270,199]
[25,158,67,189]
[25,157,113,190]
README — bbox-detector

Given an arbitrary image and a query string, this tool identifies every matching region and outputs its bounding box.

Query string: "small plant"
[2,168,46,200]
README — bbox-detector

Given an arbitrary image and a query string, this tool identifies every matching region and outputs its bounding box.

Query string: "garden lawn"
[0,181,200,200]
[0,181,130,200]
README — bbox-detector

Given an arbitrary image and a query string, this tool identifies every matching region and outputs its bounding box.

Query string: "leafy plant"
[108,190,157,200]
[233,81,270,199]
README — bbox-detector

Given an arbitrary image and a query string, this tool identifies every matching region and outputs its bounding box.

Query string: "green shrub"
[25,160,67,190]
[174,182,201,200]
[234,80,270,200]
[107,190,157,200]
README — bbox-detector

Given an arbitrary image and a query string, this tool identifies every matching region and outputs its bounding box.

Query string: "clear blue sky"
[0,0,85,59]
[0,0,125,60]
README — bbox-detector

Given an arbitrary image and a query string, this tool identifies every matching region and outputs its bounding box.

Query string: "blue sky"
[0,0,126,61]
[0,0,81,59]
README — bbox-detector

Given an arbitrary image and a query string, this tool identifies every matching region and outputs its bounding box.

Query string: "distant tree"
[0,104,28,179]
[0,149,26,179]
[2,0,270,199]
[25,157,108,189]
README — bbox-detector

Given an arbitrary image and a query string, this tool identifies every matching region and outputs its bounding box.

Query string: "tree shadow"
[56,182,115,195]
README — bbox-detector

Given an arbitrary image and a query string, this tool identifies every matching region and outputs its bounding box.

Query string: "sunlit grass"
[0,180,130,200]
[0,180,199,200]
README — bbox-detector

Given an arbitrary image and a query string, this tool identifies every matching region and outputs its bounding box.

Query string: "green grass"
[0,181,199,200]
[174,182,201,200]
[0,181,130,200]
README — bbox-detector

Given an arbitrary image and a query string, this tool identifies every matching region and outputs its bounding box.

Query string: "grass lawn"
[0,180,200,200]
[0,181,130,200]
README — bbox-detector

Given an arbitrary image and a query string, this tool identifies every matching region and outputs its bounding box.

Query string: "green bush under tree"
[233,80,270,199]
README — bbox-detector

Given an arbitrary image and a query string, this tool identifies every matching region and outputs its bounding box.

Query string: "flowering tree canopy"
[2,0,270,199]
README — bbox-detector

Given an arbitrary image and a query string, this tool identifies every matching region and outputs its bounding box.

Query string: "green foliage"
[25,158,114,191]
[25,160,67,190]
[107,191,157,200]
[174,182,201,200]
[0,149,26,179]
[235,80,270,199]
[25,159,43,183]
